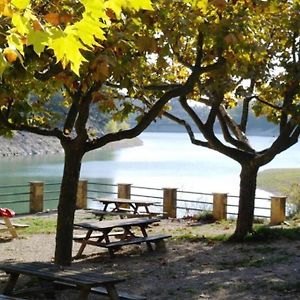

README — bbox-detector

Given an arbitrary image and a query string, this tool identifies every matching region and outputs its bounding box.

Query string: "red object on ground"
[0,208,15,218]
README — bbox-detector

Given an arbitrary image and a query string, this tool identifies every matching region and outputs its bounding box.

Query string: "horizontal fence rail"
[0,180,287,225]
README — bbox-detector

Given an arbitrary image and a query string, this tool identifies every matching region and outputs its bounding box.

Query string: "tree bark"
[54,144,84,266]
[230,163,259,241]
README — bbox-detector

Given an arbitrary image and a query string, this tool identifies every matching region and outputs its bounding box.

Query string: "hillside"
[141,100,279,136]
[0,130,143,157]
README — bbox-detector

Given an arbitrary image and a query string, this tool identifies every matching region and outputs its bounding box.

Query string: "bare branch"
[163,111,209,147]
[252,95,282,110]
[257,119,300,165]
[218,105,254,153]
[85,85,187,151]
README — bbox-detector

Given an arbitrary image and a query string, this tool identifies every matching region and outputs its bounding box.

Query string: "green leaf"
[0,54,9,78]
[80,0,107,19]
[11,0,30,10]
[7,33,24,55]
[67,14,106,47]
[48,28,87,75]
[126,0,154,11]
[27,30,48,55]
[12,13,30,35]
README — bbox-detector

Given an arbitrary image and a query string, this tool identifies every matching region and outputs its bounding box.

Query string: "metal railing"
[88,182,272,219]
[0,180,275,220]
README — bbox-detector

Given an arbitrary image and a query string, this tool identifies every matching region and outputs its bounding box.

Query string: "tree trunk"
[54,146,84,266]
[230,163,259,241]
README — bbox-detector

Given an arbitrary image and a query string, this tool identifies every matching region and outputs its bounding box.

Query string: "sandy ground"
[1,211,300,299]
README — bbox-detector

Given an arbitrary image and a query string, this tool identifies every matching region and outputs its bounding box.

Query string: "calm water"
[0,132,300,195]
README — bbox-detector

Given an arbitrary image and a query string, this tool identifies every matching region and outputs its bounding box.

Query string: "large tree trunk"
[54,145,84,266]
[230,163,259,241]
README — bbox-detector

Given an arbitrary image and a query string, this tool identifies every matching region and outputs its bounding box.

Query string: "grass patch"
[17,217,57,234]
[172,233,205,243]
[257,168,300,194]
[205,233,231,242]
[245,226,300,242]
[194,211,215,223]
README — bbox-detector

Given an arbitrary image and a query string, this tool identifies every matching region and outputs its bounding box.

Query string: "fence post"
[118,183,131,209]
[163,188,177,218]
[76,179,88,209]
[270,196,286,225]
[213,193,227,221]
[29,181,44,213]
[118,183,131,199]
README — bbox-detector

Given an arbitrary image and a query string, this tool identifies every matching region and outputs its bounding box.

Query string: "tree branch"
[217,105,254,153]
[85,85,187,151]
[257,119,300,165]
[163,111,209,147]
[34,63,63,81]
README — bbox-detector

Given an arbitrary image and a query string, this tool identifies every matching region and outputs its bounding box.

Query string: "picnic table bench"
[92,197,161,220]
[73,217,171,258]
[0,262,125,300]
[0,208,28,239]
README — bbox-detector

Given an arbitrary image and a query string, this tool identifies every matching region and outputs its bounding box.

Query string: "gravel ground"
[1,211,300,299]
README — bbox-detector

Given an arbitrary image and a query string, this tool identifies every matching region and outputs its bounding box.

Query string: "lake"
[0,132,300,197]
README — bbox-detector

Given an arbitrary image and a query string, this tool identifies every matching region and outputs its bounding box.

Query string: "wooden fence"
[26,180,287,225]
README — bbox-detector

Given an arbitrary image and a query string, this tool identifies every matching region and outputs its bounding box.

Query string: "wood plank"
[74,217,160,232]
[95,197,159,205]
[54,282,146,300]
[91,210,134,217]
[0,221,28,228]
[91,209,160,218]
[0,262,124,287]
[73,231,124,241]
[92,286,146,300]
[2,218,17,238]
[104,234,172,249]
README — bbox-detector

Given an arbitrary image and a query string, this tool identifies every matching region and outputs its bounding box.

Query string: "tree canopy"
[1,0,299,258]
[0,0,154,76]
[122,0,300,239]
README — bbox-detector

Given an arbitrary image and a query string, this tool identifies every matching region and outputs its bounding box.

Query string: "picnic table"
[0,262,124,300]
[92,197,160,220]
[0,208,28,239]
[73,217,171,258]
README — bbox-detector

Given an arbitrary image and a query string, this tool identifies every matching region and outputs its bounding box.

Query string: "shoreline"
[0,131,143,157]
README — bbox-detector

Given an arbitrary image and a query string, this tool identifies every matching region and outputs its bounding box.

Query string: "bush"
[284,183,300,216]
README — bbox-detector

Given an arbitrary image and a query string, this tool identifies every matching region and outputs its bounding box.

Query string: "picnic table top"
[74,217,160,231]
[94,197,159,205]
[0,262,124,287]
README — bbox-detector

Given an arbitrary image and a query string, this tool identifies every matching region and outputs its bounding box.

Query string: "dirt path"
[1,212,300,299]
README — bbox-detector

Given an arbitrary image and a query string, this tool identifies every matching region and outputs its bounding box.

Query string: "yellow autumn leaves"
[0,0,155,76]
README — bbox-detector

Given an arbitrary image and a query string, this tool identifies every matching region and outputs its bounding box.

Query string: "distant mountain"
[136,100,278,136]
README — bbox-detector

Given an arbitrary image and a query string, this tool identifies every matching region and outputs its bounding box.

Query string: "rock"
[0,131,143,157]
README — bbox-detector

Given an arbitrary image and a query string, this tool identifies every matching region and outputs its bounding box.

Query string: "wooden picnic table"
[0,262,124,300]
[73,217,171,258]
[92,197,160,220]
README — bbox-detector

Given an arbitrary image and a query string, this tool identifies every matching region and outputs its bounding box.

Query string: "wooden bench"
[73,230,124,242]
[104,234,172,250]
[54,282,146,300]
[0,219,28,239]
[91,209,160,219]
[73,218,171,258]
[0,262,124,300]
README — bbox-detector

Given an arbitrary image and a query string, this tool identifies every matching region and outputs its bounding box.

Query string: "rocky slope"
[0,131,142,157]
